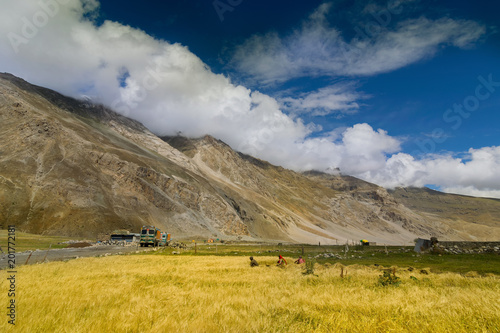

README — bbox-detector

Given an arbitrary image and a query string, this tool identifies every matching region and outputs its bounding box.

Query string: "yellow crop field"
[1,255,499,332]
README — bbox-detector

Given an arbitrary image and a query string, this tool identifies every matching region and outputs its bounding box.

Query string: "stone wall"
[436,241,500,254]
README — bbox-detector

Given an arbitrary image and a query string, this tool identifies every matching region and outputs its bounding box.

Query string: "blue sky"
[98,0,500,157]
[1,0,500,197]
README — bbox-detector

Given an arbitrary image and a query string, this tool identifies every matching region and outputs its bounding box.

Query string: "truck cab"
[140,226,161,247]
[159,232,171,246]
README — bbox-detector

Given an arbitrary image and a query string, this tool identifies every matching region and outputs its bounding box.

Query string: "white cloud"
[340,124,401,174]
[280,84,364,116]
[360,147,500,198]
[229,3,486,83]
[0,0,498,198]
[243,123,402,174]
[440,186,500,199]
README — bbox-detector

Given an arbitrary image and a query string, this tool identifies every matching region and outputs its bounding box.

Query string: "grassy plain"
[167,243,500,275]
[0,230,82,253]
[1,254,499,332]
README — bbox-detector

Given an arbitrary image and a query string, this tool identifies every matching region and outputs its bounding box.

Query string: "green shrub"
[378,269,401,286]
[303,258,316,275]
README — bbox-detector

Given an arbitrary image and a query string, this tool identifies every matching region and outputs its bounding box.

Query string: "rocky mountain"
[1,73,499,244]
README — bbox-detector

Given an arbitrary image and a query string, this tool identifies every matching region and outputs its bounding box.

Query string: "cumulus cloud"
[0,0,498,198]
[360,146,500,198]
[229,2,486,84]
[241,123,402,174]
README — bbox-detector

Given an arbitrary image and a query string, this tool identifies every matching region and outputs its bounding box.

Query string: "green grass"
[0,230,84,252]
[322,251,500,275]
[2,231,498,276]
[145,243,500,276]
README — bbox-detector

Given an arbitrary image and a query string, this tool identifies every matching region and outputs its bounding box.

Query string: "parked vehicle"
[140,226,171,247]
[140,226,161,247]
[159,232,171,246]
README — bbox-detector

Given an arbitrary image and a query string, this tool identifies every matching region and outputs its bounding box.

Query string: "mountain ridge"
[1,73,500,244]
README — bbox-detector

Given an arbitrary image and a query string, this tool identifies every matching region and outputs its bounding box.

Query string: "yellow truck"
[140,226,171,247]
[140,226,161,247]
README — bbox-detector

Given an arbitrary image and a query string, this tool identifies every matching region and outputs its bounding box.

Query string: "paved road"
[0,245,155,270]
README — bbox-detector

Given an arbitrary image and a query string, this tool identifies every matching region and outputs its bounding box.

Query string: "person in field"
[277,255,287,266]
[249,256,259,267]
[294,256,305,264]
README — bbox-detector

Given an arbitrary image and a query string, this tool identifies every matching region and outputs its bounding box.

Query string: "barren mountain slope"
[389,187,500,240]
[2,73,500,243]
[163,136,493,243]
[0,73,249,238]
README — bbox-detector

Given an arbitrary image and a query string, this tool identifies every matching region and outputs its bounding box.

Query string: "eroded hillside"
[2,73,500,243]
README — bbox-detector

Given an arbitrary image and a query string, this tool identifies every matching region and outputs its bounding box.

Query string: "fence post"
[42,244,52,262]
[25,251,33,265]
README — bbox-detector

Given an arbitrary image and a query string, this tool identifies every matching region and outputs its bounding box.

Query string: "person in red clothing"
[277,255,287,266]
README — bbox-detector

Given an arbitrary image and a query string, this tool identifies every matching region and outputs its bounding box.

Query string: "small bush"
[378,269,401,286]
[303,258,316,275]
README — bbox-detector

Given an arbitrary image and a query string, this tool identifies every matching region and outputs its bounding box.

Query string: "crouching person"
[249,256,259,267]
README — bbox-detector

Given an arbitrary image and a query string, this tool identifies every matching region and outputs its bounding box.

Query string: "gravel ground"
[0,244,155,269]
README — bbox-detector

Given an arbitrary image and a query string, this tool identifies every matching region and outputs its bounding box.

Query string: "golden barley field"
[1,255,499,333]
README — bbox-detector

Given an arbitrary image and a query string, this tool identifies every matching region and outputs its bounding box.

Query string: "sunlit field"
[1,255,499,332]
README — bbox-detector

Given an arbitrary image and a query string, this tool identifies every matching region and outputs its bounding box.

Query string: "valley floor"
[1,255,499,332]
